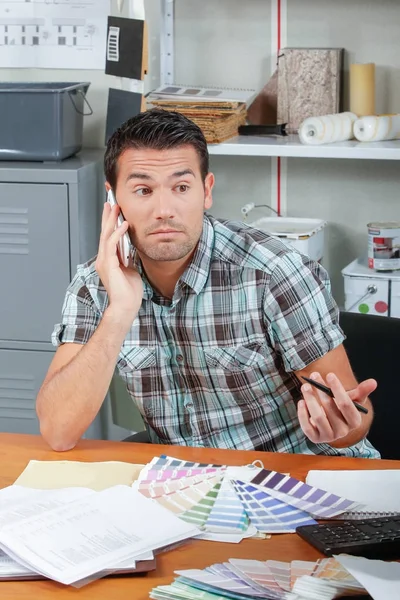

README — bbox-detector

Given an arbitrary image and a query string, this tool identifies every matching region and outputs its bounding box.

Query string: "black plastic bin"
[0,82,92,161]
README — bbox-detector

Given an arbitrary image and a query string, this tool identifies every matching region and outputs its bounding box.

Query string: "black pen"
[301,376,369,415]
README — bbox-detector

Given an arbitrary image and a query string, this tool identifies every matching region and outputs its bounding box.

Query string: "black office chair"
[123,429,151,443]
[339,311,399,460]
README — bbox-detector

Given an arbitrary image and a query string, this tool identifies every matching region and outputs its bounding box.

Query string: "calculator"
[296,516,400,559]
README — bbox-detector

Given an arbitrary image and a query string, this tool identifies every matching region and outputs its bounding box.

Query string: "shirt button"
[177,354,183,362]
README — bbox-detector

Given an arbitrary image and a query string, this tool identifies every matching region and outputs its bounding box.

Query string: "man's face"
[107,145,214,263]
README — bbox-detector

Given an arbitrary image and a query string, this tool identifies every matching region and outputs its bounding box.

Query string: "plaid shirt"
[52,215,379,458]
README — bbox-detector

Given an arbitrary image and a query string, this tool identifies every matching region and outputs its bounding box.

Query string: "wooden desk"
[1,433,399,599]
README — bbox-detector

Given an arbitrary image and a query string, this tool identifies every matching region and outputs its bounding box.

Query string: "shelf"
[208,134,400,160]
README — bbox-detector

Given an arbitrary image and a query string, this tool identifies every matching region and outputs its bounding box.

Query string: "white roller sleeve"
[353,114,400,142]
[298,112,357,145]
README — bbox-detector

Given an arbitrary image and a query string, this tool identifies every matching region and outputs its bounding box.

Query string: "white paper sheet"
[0,0,110,69]
[335,555,400,600]
[0,485,94,529]
[0,485,198,585]
[306,470,400,513]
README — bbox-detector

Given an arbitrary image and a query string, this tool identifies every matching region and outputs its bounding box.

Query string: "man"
[36,109,379,458]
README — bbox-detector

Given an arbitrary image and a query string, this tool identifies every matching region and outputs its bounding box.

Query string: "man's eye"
[135,188,152,196]
[176,185,189,193]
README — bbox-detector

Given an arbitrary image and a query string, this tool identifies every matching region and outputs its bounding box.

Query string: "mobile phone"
[107,189,132,268]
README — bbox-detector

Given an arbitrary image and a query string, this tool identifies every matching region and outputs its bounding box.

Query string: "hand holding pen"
[297,372,376,445]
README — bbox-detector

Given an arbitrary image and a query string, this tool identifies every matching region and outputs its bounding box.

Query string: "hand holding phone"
[107,190,132,268]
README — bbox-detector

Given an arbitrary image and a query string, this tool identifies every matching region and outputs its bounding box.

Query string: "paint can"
[368,222,400,271]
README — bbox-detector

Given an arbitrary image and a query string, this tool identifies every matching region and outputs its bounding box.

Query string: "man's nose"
[153,189,175,220]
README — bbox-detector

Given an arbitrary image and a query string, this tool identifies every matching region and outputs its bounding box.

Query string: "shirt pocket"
[202,344,273,426]
[204,345,265,372]
[204,344,271,402]
[117,346,157,373]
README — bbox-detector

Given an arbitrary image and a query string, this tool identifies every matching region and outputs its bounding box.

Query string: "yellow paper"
[14,460,145,491]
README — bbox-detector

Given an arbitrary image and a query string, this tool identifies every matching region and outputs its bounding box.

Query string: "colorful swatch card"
[205,478,249,533]
[207,563,268,595]
[139,471,223,498]
[232,480,317,533]
[150,580,231,600]
[180,483,222,528]
[154,475,222,517]
[289,561,317,588]
[265,561,291,592]
[313,557,365,590]
[249,470,361,518]
[137,455,224,484]
[227,559,285,597]
[175,568,274,598]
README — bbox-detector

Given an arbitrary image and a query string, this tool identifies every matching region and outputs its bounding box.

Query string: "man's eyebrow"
[169,169,196,179]
[125,172,154,183]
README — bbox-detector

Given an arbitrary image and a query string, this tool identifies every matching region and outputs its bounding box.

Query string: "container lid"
[368,222,400,230]
[342,256,400,280]
[0,82,90,93]
[250,217,327,239]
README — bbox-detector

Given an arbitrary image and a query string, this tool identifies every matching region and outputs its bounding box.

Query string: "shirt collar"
[180,214,214,295]
[131,214,215,300]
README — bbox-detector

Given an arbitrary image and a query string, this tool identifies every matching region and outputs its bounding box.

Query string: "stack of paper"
[0,483,198,586]
[146,86,252,144]
[149,556,366,600]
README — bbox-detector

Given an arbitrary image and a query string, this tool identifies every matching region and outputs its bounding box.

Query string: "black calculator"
[296,515,400,559]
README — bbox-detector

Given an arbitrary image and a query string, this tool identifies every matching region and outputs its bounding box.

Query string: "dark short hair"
[104,108,209,189]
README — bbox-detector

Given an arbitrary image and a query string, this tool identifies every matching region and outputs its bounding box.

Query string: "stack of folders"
[149,556,368,600]
[0,484,199,586]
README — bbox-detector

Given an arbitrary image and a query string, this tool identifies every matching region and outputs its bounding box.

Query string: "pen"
[301,376,369,415]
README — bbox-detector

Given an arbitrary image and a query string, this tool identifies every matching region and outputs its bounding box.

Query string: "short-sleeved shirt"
[52,215,379,458]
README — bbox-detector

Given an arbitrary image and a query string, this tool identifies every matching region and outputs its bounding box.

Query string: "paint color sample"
[232,480,317,532]
[250,470,361,518]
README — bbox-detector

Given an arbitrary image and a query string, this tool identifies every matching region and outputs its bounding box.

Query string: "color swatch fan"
[150,556,366,600]
[137,455,226,529]
[137,457,368,540]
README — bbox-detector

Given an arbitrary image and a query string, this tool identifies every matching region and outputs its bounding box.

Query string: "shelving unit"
[160,0,400,163]
[208,135,400,160]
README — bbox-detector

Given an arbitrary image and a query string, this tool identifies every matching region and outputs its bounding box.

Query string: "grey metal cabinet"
[0,150,105,437]
[0,349,53,434]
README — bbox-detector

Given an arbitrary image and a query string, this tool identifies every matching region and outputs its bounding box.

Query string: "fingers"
[299,382,336,443]
[299,372,362,444]
[97,205,129,277]
[297,399,319,443]
[100,202,120,240]
[99,204,128,256]
[108,220,129,247]
[326,373,362,431]
[347,378,377,402]
[101,200,111,231]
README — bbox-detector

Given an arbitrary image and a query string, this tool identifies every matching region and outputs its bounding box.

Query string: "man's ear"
[104,181,111,193]
[204,172,214,211]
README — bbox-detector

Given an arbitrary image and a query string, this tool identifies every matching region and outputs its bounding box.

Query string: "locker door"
[0,349,54,434]
[0,183,70,342]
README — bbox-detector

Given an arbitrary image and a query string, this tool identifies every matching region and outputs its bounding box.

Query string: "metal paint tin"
[368,222,400,271]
